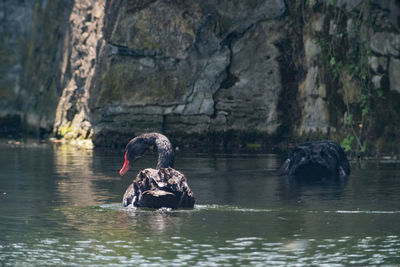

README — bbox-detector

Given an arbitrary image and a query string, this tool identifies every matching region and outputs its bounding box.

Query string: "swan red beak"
[119,153,130,176]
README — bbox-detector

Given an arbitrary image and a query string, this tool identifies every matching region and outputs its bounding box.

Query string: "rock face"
[53,0,105,148]
[0,1,73,137]
[298,36,329,134]
[389,57,400,93]
[1,0,400,153]
[89,0,286,147]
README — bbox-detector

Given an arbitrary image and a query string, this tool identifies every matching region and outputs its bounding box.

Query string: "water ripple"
[335,210,400,214]
[100,203,400,215]
[1,235,400,266]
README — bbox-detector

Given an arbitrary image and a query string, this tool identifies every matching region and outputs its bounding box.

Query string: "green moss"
[58,122,73,137]
[141,37,161,50]
[100,62,131,104]
[246,143,262,150]
[0,86,16,101]
[99,60,186,105]
[111,11,161,51]
[58,122,92,142]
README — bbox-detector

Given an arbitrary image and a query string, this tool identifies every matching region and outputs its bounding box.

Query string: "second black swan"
[119,132,195,209]
[279,140,351,179]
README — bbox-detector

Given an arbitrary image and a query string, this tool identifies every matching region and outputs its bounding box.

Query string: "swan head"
[119,137,148,176]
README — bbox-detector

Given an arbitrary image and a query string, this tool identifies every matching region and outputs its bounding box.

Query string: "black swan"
[119,132,195,209]
[279,140,351,179]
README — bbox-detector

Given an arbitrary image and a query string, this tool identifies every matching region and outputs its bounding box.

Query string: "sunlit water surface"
[1,142,400,266]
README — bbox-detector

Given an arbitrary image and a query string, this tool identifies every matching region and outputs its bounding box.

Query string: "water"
[1,141,400,266]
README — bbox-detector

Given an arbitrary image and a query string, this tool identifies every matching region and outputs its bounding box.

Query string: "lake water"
[1,141,400,266]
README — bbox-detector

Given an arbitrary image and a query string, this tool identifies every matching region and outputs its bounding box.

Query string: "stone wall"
[88,0,287,148]
[53,0,105,148]
[299,0,400,154]
[0,0,73,137]
[0,0,399,154]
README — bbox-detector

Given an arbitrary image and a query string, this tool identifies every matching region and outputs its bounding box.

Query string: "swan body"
[120,133,194,209]
[279,140,351,179]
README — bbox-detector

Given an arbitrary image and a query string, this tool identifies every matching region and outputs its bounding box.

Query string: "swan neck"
[148,133,174,169]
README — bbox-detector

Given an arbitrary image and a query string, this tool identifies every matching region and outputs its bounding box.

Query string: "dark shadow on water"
[275,174,349,209]
[285,175,349,187]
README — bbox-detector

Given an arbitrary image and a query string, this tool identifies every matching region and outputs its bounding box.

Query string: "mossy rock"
[99,59,187,106]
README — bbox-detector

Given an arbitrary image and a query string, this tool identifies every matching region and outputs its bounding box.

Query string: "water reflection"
[57,204,193,237]
[278,177,348,209]
[0,143,59,239]
[54,146,97,205]
[283,239,310,251]
[177,153,283,208]
[53,145,123,205]
[2,141,400,266]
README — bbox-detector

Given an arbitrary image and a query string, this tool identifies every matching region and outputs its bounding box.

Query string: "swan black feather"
[120,133,194,209]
